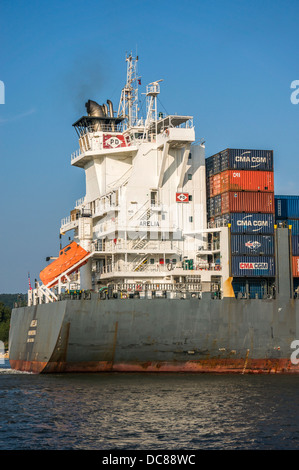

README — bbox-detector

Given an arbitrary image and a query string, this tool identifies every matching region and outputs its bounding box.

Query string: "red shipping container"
[207,174,221,197]
[206,176,213,198]
[293,257,299,277]
[220,170,274,193]
[221,191,275,214]
[212,173,221,197]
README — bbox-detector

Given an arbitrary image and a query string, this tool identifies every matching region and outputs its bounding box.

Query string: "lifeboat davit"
[40,242,90,287]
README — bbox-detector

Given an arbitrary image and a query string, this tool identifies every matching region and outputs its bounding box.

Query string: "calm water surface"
[0,360,299,450]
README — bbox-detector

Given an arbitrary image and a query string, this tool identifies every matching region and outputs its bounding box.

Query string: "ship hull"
[8,294,299,374]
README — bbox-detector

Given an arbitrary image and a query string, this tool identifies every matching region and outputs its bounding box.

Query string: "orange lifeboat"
[40,242,90,287]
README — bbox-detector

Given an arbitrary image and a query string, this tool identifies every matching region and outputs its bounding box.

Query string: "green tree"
[0,302,11,348]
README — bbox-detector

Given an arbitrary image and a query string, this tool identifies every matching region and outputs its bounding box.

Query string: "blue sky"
[0,0,299,293]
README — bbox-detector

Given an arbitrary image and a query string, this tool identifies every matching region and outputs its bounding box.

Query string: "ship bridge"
[155,115,195,150]
[150,115,193,134]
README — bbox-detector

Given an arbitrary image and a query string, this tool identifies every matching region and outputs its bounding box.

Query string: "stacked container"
[206,149,275,287]
[275,195,299,280]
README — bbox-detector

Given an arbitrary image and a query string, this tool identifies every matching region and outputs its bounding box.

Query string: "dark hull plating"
[8,295,299,374]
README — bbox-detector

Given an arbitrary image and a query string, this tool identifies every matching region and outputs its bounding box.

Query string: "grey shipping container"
[230,213,274,234]
[231,234,274,256]
[275,195,299,220]
[276,219,299,235]
[207,194,221,218]
[231,256,275,277]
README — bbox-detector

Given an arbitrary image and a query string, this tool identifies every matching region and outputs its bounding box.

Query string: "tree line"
[0,294,27,349]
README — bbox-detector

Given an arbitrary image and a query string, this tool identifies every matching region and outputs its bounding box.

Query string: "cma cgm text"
[237,220,269,227]
[239,263,268,270]
[234,156,267,163]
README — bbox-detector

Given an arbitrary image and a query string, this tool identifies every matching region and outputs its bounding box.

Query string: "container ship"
[8,55,299,373]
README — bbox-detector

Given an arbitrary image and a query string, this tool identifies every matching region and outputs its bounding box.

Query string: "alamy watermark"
[290,80,299,104]
[290,340,299,365]
[0,80,4,104]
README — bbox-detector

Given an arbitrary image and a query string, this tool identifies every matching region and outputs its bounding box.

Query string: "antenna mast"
[117,53,140,129]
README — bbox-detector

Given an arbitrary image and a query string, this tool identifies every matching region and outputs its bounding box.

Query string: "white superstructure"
[57,54,229,297]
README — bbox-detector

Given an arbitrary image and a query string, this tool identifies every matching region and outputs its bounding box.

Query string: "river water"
[1,360,299,450]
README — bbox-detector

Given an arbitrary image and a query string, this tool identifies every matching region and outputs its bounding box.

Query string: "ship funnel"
[85,99,105,117]
[107,99,114,117]
[107,100,115,130]
[102,103,108,117]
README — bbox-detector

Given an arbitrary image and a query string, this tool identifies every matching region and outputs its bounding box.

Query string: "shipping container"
[232,279,269,299]
[220,170,274,193]
[221,191,275,214]
[231,234,274,256]
[292,256,299,277]
[294,278,299,296]
[230,213,274,234]
[207,170,274,197]
[292,235,299,256]
[276,219,299,235]
[211,214,230,227]
[209,173,221,197]
[207,194,221,218]
[207,197,214,218]
[289,220,299,235]
[275,195,299,220]
[205,153,221,177]
[206,148,273,176]
[225,149,273,171]
[231,256,275,277]
[206,177,212,198]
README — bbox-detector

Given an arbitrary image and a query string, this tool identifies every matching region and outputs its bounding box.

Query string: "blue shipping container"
[227,149,273,171]
[231,256,275,277]
[231,234,274,256]
[232,279,268,299]
[275,195,299,220]
[206,148,273,176]
[230,213,274,234]
[292,235,299,255]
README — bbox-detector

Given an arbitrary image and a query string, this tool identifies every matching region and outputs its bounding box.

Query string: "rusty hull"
[8,358,299,374]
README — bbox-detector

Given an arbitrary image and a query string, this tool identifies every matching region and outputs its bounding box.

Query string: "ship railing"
[93,202,120,218]
[194,263,222,271]
[61,215,71,226]
[92,239,176,253]
[92,218,178,237]
[177,118,194,129]
[61,207,92,230]
[71,148,82,162]
[110,282,202,292]
[28,283,58,306]
[198,242,221,251]
[207,218,229,229]
[76,123,125,138]
[75,196,86,208]
[98,280,225,300]
[96,262,222,275]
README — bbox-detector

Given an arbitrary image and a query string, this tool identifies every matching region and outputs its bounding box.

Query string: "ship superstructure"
[31,54,228,304]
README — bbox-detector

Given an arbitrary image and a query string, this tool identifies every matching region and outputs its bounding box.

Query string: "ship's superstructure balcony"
[95,260,222,281]
[197,241,221,255]
[60,206,92,234]
[71,130,137,167]
[91,238,177,255]
[155,116,195,149]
